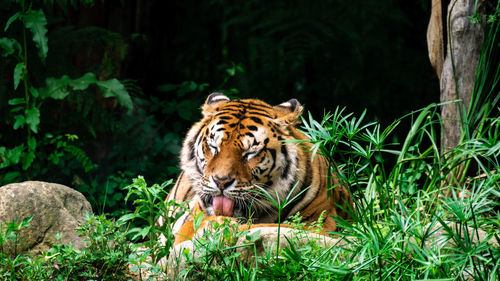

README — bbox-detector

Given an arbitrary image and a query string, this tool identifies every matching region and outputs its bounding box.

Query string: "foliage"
[173,218,260,280]
[297,107,499,280]
[119,176,186,265]
[45,214,133,280]
[0,1,132,191]
[0,0,146,212]
[0,214,132,280]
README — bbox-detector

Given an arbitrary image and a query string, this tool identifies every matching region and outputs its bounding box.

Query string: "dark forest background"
[0,0,439,214]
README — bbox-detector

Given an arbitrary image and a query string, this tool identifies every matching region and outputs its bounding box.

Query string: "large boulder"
[0,181,92,256]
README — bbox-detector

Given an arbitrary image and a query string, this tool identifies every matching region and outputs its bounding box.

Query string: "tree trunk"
[427,0,486,153]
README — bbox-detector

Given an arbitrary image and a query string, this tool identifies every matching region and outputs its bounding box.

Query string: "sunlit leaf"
[193,212,204,232]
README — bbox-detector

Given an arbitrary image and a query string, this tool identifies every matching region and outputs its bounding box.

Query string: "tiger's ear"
[273,99,303,126]
[202,92,230,117]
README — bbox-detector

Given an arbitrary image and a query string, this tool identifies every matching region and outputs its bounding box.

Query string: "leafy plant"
[45,213,132,281]
[177,218,260,280]
[0,216,54,280]
[0,216,32,257]
[296,104,499,280]
[0,1,132,185]
[119,176,187,266]
[0,213,134,280]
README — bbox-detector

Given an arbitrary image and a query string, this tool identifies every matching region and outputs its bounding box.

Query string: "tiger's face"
[180,93,306,222]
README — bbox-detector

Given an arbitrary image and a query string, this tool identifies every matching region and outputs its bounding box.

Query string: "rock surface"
[0,181,92,256]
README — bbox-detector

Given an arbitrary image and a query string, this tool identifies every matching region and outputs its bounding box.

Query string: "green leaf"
[117,213,138,223]
[129,226,152,240]
[10,107,23,113]
[13,114,25,130]
[39,73,132,110]
[4,12,21,32]
[96,79,133,110]
[22,151,35,170]
[193,212,204,232]
[20,217,33,228]
[39,75,72,99]
[25,107,40,133]
[197,83,210,91]
[0,38,21,57]
[8,98,25,105]
[23,10,48,62]
[2,171,21,183]
[27,137,37,150]
[188,81,197,91]
[0,145,24,168]
[13,62,24,90]
[29,87,39,98]
[69,72,97,90]
[40,73,97,99]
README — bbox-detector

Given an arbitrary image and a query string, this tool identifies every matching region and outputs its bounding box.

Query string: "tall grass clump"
[297,103,498,280]
[289,3,500,279]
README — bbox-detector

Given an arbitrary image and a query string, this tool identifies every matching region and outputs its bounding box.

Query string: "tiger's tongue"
[213,196,235,217]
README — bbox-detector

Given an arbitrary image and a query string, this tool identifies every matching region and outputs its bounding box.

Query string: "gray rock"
[0,181,92,256]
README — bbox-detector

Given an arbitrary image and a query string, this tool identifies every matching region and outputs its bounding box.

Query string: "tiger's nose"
[212,176,235,190]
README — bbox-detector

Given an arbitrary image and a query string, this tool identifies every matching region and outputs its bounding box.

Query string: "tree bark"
[427,0,445,80]
[427,0,486,153]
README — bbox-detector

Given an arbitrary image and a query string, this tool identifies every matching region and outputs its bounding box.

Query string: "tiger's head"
[181,93,308,222]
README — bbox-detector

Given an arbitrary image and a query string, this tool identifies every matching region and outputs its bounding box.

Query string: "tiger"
[158,93,352,246]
